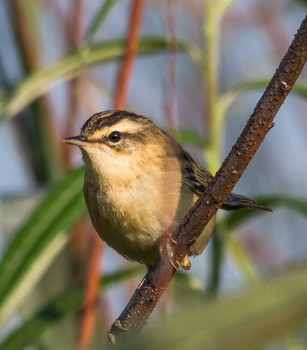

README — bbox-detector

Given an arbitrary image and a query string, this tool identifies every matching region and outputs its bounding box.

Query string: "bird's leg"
[158,230,179,269]
[158,230,191,270]
[181,255,191,271]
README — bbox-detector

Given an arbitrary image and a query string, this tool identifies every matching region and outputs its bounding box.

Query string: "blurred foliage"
[120,265,307,350]
[0,266,143,350]
[0,0,306,349]
[0,166,85,323]
[0,37,179,120]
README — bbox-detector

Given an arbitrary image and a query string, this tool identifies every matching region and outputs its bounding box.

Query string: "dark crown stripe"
[81,110,150,136]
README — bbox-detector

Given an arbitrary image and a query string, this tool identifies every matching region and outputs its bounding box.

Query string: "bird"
[63,110,271,269]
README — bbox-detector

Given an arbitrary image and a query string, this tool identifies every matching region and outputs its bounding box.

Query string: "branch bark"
[107,15,307,346]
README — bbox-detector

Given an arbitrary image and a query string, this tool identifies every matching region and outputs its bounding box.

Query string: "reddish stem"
[78,232,104,350]
[114,0,145,109]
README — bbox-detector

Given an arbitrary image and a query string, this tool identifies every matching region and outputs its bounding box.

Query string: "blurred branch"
[114,0,145,109]
[9,0,63,183]
[63,0,84,167]
[78,234,103,350]
[163,0,178,128]
[107,15,307,345]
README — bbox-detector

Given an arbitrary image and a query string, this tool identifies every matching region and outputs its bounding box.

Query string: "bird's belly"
[84,182,162,265]
[84,174,216,266]
[96,216,160,265]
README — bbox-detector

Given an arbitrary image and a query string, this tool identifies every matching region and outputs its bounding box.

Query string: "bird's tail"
[222,193,272,212]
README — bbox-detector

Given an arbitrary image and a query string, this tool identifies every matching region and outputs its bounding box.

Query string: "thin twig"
[107,15,307,346]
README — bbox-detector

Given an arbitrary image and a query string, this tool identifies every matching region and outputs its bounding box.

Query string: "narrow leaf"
[85,0,120,44]
[219,79,307,117]
[0,167,86,323]
[0,266,143,350]
[0,37,184,120]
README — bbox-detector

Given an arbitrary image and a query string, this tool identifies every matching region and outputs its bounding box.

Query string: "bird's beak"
[63,135,88,147]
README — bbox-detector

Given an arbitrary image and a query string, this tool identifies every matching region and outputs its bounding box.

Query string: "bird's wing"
[180,148,271,212]
[179,147,213,196]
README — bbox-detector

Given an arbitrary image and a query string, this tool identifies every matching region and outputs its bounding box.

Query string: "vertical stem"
[163,0,177,129]
[202,0,224,294]
[9,0,63,183]
[78,233,103,350]
[203,0,221,174]
[114,0,145,109]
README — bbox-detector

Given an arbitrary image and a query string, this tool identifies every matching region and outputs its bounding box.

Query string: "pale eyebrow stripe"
[87,119,146,140]
[81,110,148,135]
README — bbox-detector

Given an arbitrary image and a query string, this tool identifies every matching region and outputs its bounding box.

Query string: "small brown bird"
[64,110,270,269]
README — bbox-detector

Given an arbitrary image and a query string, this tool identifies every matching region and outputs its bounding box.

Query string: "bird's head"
[63,110,166,180]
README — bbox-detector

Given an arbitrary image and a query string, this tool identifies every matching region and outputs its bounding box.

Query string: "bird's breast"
[83,169,174,265]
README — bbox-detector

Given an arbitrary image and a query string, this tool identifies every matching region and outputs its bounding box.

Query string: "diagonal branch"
[107,15,307,346]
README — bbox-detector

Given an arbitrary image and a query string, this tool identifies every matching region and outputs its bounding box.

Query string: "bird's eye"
[108,131,122,143]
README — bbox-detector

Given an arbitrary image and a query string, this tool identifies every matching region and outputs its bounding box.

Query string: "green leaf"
[123,266,307,349]
[0,37,185,120]
[0,166,86,323]
[0,266,202,349]
[85,0,120,44]
[0,266,143,350]
[0,265,204,350]
[219,79,307,117]
[166,129,206,147]
[224,195,307,229]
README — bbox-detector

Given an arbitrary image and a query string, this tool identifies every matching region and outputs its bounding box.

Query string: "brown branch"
[107,15,307,346]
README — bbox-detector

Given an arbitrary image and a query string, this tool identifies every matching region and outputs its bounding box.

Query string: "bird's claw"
[159,232,191,270]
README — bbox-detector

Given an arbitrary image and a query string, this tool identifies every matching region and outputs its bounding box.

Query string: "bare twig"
[107,15,307,345]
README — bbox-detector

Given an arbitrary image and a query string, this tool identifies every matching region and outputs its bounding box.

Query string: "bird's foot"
[159,232,191,270]
[159,231,179,269]
[180,255,191,271]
